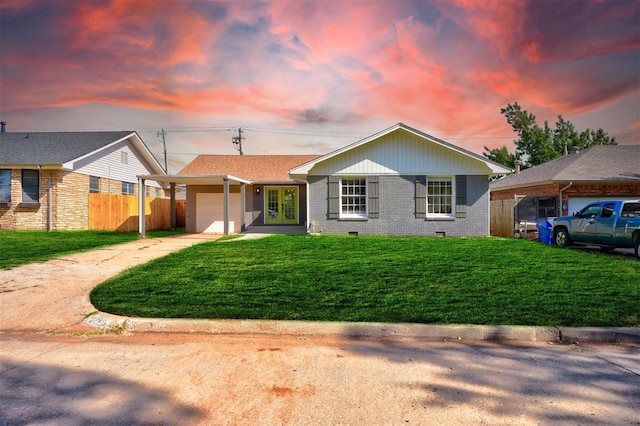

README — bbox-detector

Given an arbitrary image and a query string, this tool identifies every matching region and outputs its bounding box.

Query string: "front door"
[265,187,298,224]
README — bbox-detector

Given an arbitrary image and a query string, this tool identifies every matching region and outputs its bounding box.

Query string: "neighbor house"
[489,145,640,237]
[139,123,511,236]
[0,131,166,231]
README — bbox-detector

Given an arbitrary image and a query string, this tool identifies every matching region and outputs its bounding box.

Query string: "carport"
[137,174,251,238]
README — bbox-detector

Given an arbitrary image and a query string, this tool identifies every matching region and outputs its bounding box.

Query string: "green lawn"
[91,235,640,327]
[0,228,185,269]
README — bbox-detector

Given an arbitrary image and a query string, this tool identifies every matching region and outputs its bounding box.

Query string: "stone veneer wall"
[0,169,139,231]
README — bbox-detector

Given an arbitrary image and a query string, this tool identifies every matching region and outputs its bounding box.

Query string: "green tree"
[493,102,617,168]
[482,145,519,168]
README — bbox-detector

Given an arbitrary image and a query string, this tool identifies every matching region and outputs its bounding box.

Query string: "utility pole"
[232,128,244,155]
[157,128,168,172]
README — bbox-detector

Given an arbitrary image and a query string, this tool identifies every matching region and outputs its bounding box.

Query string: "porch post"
[170,182,176,230]
[223,177,229,235]
[240,183,246,232]
[305,180,311,232]
[138,177,146,238]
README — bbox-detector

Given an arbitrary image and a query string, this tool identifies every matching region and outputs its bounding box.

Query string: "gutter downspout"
[559,181,573,216]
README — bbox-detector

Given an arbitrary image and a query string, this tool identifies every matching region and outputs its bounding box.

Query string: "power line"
[243,126,368,138]
[159,127,229,133]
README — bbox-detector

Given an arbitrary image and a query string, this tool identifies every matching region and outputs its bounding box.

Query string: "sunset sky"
[1,0,638,172]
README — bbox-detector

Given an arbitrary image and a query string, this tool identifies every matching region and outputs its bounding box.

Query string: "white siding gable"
[309,130,489,176]
[68,140,162,188]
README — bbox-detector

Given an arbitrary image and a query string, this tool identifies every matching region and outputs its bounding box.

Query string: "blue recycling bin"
[536,219,554,244]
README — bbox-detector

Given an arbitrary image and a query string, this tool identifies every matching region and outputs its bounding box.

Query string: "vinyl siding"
[309,132,489,176]
[71,140,162,188]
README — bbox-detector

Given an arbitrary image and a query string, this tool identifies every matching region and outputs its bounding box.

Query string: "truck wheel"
[554,227,572,248]
[635,236,639,260]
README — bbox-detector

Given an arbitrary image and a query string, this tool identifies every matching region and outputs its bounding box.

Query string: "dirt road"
[2,331,639,425]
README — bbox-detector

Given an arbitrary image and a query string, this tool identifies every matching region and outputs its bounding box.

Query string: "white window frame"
[340,177,368,219]
[22,169,39,204]
[89,176,100,193]
[122,181,134,195]
[0,169,11,203]
[427,176,455,219]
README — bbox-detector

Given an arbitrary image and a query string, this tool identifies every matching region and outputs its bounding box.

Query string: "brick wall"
[491,182,640,216]
[491,184,560,201]
[53,171,88,230]
[0,170,20,230]
[0,169,48,230]
[308,175,490,236]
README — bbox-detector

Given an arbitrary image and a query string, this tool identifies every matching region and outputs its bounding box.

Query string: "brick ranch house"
[0,131,166,231]
[138,123,512,236]
[489,145,640,237]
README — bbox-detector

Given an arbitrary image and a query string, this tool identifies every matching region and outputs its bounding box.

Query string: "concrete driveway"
[0,234,220,332]
[1,235,639,425]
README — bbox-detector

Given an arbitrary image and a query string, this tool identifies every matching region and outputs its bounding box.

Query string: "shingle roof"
[178,155,321,181]
[491,145,640,191]
[0,131,134,164]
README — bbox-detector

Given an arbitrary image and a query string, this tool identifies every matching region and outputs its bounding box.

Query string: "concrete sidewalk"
[2,233,639,344]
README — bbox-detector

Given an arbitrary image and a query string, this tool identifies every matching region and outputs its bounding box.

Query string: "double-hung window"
[341,177,367,218]
[89,176,100,193]
[0,169,10,203]
[427,176,454,218]
[122,181,134,195]
[22,170,39,203]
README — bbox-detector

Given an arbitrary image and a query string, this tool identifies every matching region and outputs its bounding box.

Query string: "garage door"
[196,192,242,233]
[568,196,639,215]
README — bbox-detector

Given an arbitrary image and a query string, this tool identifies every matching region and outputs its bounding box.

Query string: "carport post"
[170,182,176,230]
[138,177,146,239]
[223,177,229,235]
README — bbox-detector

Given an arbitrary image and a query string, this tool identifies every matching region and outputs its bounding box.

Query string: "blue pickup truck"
[552,200,640,259]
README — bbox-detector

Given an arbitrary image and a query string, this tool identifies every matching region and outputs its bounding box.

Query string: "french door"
[265,187,298,224]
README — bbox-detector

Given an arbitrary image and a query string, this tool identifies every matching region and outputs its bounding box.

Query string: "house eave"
[490,180,557,192]
[491,178,640,193]
[138,174,252,185]
[255,180,303,185]
[0,163,63,170]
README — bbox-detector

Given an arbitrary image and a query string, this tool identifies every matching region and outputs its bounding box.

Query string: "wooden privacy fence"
[88,193,186,232]
[490,199,514,237]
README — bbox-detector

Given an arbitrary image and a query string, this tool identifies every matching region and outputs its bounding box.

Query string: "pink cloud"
[0,0,637,157]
